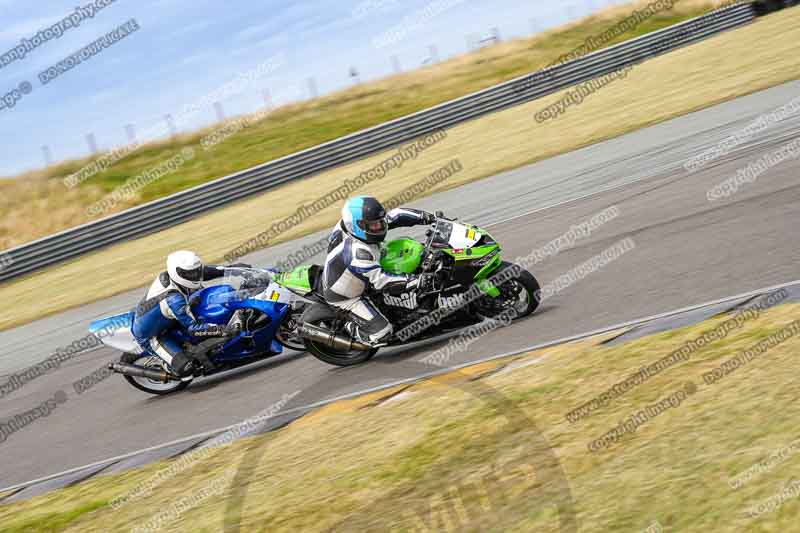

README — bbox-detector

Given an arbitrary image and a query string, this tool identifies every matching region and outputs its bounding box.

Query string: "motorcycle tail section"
[89,312,143,354]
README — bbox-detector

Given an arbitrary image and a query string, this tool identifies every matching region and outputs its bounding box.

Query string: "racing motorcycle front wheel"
[474,261,541,319]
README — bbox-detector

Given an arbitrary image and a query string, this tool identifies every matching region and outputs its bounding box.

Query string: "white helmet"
[167,250,204,291]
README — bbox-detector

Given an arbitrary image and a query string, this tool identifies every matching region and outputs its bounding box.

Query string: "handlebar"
[223,267,275,292]
[420,212,453,274]
[421,219,440,274]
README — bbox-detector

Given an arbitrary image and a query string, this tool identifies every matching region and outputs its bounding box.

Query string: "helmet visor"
[176,266,202,282]
[360,218,387,235]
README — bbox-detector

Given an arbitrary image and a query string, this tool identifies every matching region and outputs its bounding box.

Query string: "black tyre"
[275,304,308,352]
[300,304,379,367]
[504,261,541,318]
[476,261,540,319]
[275,328,307,352]
[119,352,191,395]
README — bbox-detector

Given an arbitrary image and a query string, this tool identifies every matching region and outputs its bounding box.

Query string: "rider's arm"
[346,243,412,293]
[327,222,345,253]
[386,208,434,229]
[163,293,223,335]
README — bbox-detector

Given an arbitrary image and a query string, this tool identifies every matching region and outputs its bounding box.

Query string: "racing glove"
[189,323,229,337]
[407,273,436,293]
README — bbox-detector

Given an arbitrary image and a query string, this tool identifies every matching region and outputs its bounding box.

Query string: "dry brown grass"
[2,303,798,532]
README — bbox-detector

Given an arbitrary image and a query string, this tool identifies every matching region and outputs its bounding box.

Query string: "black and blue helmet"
[341,196,388,244]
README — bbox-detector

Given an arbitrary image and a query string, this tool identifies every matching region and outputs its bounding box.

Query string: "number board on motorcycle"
[447,222,481,250]
[256,282,293,305]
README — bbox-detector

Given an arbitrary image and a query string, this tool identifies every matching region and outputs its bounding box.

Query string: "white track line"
[2,278,797,495]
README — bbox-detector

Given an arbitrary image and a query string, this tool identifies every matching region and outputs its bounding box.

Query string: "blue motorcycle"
[90,269,306,395]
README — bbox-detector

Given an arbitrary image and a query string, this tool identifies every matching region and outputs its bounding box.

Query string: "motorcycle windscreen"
[433,220,482,249]
[89,312,143,354]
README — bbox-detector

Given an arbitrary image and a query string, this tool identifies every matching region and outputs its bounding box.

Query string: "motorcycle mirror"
[435,210,444,218]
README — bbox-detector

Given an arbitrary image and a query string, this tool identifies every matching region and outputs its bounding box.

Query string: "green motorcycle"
[272,213,540,366]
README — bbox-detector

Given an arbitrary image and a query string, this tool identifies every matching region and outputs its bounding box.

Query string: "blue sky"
[0,0,620,176]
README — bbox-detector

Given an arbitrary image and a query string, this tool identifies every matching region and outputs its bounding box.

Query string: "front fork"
[474,253,505,298]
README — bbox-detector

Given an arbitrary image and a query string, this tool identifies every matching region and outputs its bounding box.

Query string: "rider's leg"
[149,334,195,377]
[338,297,392,344]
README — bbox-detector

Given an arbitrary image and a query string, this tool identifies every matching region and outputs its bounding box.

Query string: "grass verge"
[1,5,799,331]
[1,302,798,531]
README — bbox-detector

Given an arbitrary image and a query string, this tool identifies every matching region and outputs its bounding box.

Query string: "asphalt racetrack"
[1,80,798,488]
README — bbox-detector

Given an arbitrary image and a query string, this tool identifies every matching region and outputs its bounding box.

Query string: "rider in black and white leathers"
[322,199,433,345]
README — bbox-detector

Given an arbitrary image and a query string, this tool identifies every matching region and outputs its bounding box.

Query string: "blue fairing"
[190,285,240,324]
[181,285,289,360]
[92,284,291,362]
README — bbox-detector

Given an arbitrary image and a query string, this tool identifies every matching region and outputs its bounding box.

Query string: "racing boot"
[344,321,388,348]
[168,351,198,379]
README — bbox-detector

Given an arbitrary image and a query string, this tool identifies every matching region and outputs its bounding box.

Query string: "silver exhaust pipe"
[299,323,374,352]
[108,362,176,382]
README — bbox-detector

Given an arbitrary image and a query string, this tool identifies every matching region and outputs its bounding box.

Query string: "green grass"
[1,500,108,533]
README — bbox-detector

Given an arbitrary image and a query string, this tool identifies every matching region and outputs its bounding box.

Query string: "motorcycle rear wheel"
[275,309,307,352]
[300,304,379,367]
[120,353,191,395]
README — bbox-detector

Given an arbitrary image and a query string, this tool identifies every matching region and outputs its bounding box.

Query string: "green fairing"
[381,239,424,274]
[477,278,501,297]
[275,265,313,294]
[442,244,499,261]
[476,254,503,297]
[381,228,504,298]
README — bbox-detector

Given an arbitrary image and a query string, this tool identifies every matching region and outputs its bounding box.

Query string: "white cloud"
[180,51,212,66]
